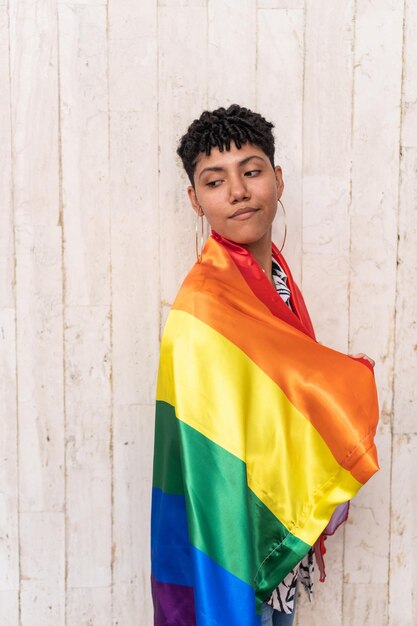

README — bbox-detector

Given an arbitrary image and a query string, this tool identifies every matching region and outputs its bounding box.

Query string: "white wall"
[0,0,416,624]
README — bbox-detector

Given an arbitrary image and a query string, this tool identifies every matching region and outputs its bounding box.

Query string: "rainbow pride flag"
[151,234,379,626]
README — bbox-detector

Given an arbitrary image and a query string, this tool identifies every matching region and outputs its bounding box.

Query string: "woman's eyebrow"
[198,155,265,179]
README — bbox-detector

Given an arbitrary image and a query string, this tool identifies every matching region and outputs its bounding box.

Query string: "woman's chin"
[219,227,272,247]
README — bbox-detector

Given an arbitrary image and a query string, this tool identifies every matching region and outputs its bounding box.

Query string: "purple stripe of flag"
[151,574,196,626]
[323,502,350,535]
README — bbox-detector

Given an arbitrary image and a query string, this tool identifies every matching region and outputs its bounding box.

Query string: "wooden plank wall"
[0,0,415,624]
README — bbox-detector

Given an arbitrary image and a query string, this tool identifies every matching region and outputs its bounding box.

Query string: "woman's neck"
[241,230,274,285]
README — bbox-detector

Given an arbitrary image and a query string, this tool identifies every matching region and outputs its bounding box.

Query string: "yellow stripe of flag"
[157,309,362,545]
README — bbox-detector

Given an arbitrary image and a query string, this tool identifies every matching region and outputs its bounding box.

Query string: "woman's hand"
[350,352,375,368]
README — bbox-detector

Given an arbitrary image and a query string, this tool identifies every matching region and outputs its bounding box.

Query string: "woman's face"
[187,141,284,246]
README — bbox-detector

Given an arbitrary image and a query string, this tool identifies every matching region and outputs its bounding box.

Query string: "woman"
[151,104,379,626]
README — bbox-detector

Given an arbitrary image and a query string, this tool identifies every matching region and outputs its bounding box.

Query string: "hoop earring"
[195,211,205,263]
[277,199,287,252]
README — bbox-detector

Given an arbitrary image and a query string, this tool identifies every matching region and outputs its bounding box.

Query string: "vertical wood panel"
[108,33,159,406]
[10,0,64,510]
[20,512,65,624]
[0,4,19,621]
[301,0,354,350]
[0,591,19,625]
[392,0,417,435]
[9,0,65,620]
[158,6,207,311]
[402,0,417,147]
[388,2,417,616]
[59,4,110,308]
[344,2,404,623]
[0,4,14,308]
[0,310,19,615]
[389,147,417,626]
[58,4,112,622]
[113,405,155,625]
[257,8,304,283]
[66,588,112,626]
[109,0,157,38]
[109,1,158,623]
[389,434,417,626]
[64,309,112,580]
[208,0,256,109]
[392,147,417,436]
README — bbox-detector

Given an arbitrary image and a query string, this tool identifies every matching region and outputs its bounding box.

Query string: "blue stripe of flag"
[151,487,261,625]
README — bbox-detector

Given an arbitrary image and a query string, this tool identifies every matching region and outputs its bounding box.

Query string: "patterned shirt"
[265,258,314,614]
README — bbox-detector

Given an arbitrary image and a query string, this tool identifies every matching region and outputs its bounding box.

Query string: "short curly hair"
[177,104,275,187]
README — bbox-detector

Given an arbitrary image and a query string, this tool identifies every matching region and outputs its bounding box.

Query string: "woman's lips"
[229,208,260,220]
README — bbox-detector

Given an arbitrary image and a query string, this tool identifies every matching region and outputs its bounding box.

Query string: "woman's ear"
[274,165,284,198]
[187,185,204,216]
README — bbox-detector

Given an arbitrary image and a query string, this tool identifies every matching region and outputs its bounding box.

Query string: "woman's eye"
[206,180,222,187]
[245,169,261,177]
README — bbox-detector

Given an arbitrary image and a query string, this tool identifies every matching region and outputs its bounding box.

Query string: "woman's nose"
[229,174,250,202]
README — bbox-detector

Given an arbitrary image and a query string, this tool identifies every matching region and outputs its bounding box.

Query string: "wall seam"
[387,1,408,623]
[105,1,116,620]
[6,0,22,622]
[344,0,358,623]
[55,4,67,624]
